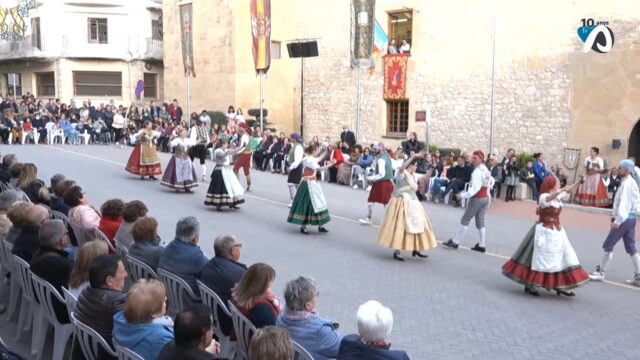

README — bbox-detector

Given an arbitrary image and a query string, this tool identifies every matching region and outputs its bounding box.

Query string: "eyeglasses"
[232,243,243,248]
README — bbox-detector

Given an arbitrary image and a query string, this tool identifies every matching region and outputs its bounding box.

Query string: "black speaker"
[287,41,318,58]
[612,139,621,149]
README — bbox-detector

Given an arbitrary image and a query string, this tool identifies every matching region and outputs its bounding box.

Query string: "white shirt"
[302,156,320,170]
[289,144,304,169]
[460,164,493,199]
[612,176,640,225]
[584,156,604,170]
[400,43,411,53]
[112,114,125,129]
[369,158,387,182]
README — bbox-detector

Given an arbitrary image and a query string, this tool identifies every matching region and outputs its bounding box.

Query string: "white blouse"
[584,156,604,170]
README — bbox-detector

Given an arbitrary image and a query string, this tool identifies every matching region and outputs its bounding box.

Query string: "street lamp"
[488,1,497,158]
[355,4,370,145]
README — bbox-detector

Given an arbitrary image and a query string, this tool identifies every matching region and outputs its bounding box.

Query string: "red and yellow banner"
[251,0,271,73]
[384,54,409,100]
[179,3,195,77]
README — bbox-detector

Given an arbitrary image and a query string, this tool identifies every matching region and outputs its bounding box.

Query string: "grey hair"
[2,154,16,168]
[175,216,200,242]
[39,219,67,248]
[214,233,238,258]
[283,277,316,312]
[357,300,394,343]
[0,190,29,211]
[50,173,65,188]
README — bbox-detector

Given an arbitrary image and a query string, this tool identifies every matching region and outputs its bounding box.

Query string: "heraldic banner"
[251,0,271,73]
[179,3,195,77]
[383,54,409,100]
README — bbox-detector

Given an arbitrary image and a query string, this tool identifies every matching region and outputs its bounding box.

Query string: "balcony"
[0,35,46,61]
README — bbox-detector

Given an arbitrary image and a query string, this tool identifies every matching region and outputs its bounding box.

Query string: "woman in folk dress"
[161,128,198,192]
[377,153,437,261]
[502,176,589,297]
[125,120,162,180]
[204,138,245,211]
[574,146,610,207]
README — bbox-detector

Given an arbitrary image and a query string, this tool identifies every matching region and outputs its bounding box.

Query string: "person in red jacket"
[328,143,344,183]
[98,199,125,249]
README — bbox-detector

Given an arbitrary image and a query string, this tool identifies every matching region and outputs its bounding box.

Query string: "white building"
[0,0,163,104]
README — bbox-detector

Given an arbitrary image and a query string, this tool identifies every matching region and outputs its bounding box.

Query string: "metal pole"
[11,74,17,97]
[300,57,304,140]
[356,65,362,145]
[489,13,496,157]
[425,106,431,151]
[187,75,192,127]
[259,71,264,131]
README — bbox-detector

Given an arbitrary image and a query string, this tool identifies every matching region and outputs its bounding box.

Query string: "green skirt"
[287,181,330,226]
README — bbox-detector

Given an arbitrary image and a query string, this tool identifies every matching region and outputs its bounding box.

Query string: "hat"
[620,159,635,172]
[239,122,252,136]
[290,133,302,143]
[472,150,485,161]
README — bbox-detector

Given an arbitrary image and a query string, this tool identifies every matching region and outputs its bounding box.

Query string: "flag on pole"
[373,20,388,57]
[179,3,195,77]
[251,0,271,73]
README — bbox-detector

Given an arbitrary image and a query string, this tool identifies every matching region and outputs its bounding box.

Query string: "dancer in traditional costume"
[574,147,610,207]
[359,144,394,225]
[161,128,198,192]
[377,153,437,261]
[125,120,162,180]
[287,144,334,235]
[188,119,210,182]
[286,133,305,207]
[502,176,588,297]
[204,138,245,211]
[589,159,640,287]
[233,122,253,191]
[443,150,494,253]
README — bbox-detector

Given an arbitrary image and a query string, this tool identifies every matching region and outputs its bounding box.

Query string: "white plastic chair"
[115,242,129,258]
[1,240,19,321]
[49,128,65,144]
[61,287,78,322]
[12,255,43,356]
[94,228,116,253]
[31,274,74,360]
[228,302,256,360]
[21,129,38,144]
[157,268,200,316]
[51,210,70,223]
[293,340,315,360]
[461,182,471,208]
[68,221,87,247]
[197,280,235,359]
[113,339,145,360]
[79,129,91,145]
[125,255,158,283]
[70,312,117,360]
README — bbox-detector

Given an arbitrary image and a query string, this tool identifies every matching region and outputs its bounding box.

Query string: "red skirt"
[574,180,610,207]
[125,144,162,176]
[368,180,393,205]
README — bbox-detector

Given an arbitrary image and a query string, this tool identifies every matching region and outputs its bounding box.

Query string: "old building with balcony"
[0,0,163,105]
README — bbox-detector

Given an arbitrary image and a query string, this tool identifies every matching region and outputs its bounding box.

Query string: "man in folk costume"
[359,144,394,225]
[286,133,305,207]
[443,150,494,253]
[188,119,210,181]
[589,159,640,287]
[233,122,253,191]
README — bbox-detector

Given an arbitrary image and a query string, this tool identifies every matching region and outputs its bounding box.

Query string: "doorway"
[628,118,640,160]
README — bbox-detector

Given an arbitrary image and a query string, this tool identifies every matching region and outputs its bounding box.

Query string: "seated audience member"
[276,277,343,360]
[273,137,291,173]
[355,147,375,180]
[337,300,410,360]
[431,156,453,202]
[8,162,23,187]
[67,240,109,298]
[128,216,163,271]
[113,279,174,360]
[231,263,280,329]
[159,216,208,295]
[158,305,221,360]
[114,200,148,249]
[4,199,30,243]
[249,326,294,360]
[557,168,569,188]
[16,163,46,203]
[48,173,65,194]
[30,219,73,324]
[50,179,76,216]
[97,198,125,245]
[442,157,471,205]
[11,204,48,261]
[199,233,247,335]
[0,154,17,183]
[402,132,424,157]
[337,145,361,185]
[518,161,539,201]
[75,254,127,359]
[64,185,101,240]
[0,190,28,236]
[327,144,344,183]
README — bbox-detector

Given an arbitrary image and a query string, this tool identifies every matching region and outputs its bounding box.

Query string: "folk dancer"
[188,119,210,182]
[287,144,334,235]
[204,139,245,211]
[359,144,394,225]
[377,154,437,261]
[443,150,494,253]
[233,122,253,191]
[286,133,305,207]
[574,147,611,207]
[125,120,162,180]
[502,177,588,297]
[589,159,640,287]
[161,128,198,192]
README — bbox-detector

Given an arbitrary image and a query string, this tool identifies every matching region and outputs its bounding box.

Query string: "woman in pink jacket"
[64,185,101,242]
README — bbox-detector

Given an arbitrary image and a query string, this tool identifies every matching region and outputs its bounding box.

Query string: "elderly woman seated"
[64,185,101,240]
[276,277,343,360]
[249,326,294,360]
[337,300,410,360]
[128,216,163,271]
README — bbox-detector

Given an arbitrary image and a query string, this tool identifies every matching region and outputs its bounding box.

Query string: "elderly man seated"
[275,277,343,360]
[159,216,208,296]
[337,300,410,360]
[158,305,221,359]
[11,204,49,262]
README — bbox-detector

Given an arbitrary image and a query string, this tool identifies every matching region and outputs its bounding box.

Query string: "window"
[5,73,22,96]
[88,18,108,44]
[270,40,281,59]
[31,17,41,50]
[73,72,121,96]
[386,100,409,135]
[151,19,162,40]
[36,72,55,97]
[143,73,157,99]
[388,11,413,52]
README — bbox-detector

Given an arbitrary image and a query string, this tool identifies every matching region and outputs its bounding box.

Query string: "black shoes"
[412,250,428,258]
[443,239,459,249]
[318,226,329,233]
[300,227,309,235]
[471,244,486,253]
[556,289,575,297]
[524,286,540,297]
[393,251,405,261]
[149,176,157,180]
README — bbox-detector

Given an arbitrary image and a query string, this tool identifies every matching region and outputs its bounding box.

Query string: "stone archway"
[628,118,640,160]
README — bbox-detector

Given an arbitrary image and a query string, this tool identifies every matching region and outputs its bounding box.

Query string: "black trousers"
[189,144,207,164]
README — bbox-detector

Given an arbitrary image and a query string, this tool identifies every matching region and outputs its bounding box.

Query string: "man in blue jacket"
[532,152,548,192]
